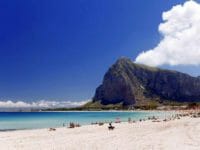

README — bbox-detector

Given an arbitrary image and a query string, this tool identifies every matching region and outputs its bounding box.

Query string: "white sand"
[0,117,200,150]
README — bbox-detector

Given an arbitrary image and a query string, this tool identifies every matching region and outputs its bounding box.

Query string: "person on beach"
[108,122,115,130]
[115,117,121,123]
[128,117,131,123]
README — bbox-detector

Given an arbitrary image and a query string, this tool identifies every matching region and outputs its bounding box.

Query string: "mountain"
[92,57,200,106]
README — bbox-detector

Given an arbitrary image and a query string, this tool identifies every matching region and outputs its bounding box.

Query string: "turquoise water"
[0,111,173,131]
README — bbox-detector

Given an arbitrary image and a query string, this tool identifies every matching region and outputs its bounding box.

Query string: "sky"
[0,0,200,107]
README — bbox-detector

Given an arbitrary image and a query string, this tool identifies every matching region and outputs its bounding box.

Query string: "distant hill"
[91,57,200,107]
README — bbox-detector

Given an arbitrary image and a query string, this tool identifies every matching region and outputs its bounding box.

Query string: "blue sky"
[0,0,200,102]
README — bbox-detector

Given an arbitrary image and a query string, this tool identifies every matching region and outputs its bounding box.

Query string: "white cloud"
[0,100,89,109]
[135,0,200,66]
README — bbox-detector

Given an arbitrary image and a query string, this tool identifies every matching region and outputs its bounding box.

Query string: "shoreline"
[0,115,200,150]
[0,110,199,150]
[0,110,176,131]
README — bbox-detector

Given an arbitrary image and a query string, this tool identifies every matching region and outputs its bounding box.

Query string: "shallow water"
[0,111,174,130]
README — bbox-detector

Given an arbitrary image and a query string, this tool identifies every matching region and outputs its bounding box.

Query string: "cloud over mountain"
[0,100,89,109]
[135,0,200,66]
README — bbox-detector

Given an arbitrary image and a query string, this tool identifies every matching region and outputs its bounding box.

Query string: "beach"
[0,114,200,150]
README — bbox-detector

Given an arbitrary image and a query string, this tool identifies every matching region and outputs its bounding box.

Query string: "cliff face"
[93,58,200,105]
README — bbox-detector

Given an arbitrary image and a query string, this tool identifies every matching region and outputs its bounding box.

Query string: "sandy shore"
[0,116,200,150]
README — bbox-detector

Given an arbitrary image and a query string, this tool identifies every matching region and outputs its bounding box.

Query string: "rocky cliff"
[93,57,200,106]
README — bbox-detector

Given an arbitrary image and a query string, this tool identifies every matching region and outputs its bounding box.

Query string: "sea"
[0,111,174,131]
